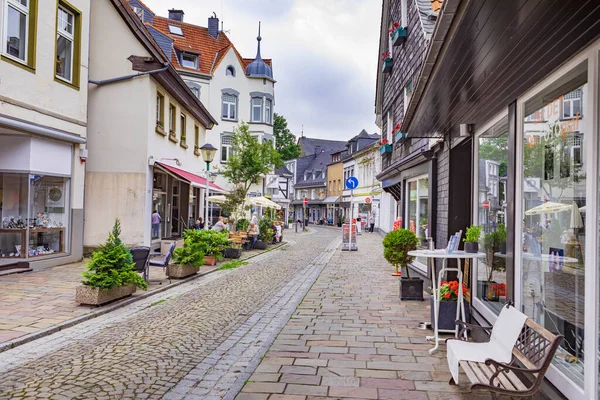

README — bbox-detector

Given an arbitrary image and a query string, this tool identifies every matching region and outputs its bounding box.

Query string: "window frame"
[168,103,176,134]
[251,97,263,122]
[181,52,198,70]
[221,134,233,163]
[226,65,235,76]
[2,0,37,70]
[156,92,165,129]
[221,94,237,121]
[404,174,429,272]
[180,113,186,144]
[194,125,200,153]
[55,5,75,83]
[168,24,183,36]
[54,1,81,88]
[265,98,272,124]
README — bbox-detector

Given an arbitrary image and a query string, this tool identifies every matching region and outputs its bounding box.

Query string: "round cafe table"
[408,250,485,354]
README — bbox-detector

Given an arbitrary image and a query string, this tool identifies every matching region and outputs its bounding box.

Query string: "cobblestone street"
[0,228,340,400]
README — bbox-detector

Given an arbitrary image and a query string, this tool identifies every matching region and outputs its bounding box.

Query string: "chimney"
[208,13,219,39]
[314,145,321,155]
[168,9,184,22]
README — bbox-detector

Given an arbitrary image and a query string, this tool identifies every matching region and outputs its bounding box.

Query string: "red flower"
[444,292,451,299]
[393,21,400,29]
[381,52,391,61]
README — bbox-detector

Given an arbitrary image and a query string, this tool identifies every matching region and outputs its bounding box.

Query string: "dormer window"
[131,6,144,21]
[181,52,197,69]
[168,25,183,36]
[226,66,235,76]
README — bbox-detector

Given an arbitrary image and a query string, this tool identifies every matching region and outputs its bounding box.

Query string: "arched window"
[226,66,235,76]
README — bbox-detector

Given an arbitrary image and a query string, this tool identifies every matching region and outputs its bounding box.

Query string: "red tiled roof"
[156,162,225,192]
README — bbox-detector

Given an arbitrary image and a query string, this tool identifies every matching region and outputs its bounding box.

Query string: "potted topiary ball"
[463,225,482,253]
[382,228,423,301]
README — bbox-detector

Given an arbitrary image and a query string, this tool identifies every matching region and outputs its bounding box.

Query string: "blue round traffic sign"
[345,176,359,190]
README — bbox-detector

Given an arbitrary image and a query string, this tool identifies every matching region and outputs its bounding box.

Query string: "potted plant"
[431,281,470,330]
[389,21,407,46]
[236,218,250,232]
[224,242,243,259]
[255,217,274,250]
[480,225,507,301]
[170,229,205,278]
[381,52,392,73]
[196,230,230,266]
[382,228,423,301]
[463,225,482,253]
[76,220,147,305]
[156,120,166,135]
[379,138,392,155]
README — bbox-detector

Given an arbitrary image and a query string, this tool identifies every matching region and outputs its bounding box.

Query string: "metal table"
[408,250,485,354]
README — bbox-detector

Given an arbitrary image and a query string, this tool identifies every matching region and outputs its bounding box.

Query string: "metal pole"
[350,188,353,250]
[205,162,210,230]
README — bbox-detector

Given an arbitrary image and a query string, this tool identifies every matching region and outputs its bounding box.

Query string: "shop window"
[521,65,587,388]
[0,174,29,259]
[405,175,429,270]
[3,0,37,67]
[475,117,509,312]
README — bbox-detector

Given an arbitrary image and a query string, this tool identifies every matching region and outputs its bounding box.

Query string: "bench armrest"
[454,320,493,339]
[485,358,543,375]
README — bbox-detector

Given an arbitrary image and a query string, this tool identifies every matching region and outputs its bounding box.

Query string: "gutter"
[89,64,169,86]
[0,115,86,144]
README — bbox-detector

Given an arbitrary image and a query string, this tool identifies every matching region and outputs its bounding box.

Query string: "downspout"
[89,63,169,86]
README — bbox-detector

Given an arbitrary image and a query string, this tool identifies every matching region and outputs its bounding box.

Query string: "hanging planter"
[392,26,407,46]
[381,52,393,74]
[394,131,407,142]
[379,144,392,155]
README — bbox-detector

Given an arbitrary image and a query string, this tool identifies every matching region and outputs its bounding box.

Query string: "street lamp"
[200,143,218,230]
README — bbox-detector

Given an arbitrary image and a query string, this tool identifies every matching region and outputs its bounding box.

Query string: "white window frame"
[404,174,429,272]
[221,134,233,163]
[56,5,75,83]
[562,89,582,119]
[3,0,30,64]
[400,0,408,28]
[251,97,263,122]
[131,5,144,21]
[181,52,198,69]
[265,98,272,124]
[387,110,393,141]
[222,94,237,121]
[168,24,183,36]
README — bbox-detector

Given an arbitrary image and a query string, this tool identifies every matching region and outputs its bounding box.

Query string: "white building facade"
[0,0,90,270]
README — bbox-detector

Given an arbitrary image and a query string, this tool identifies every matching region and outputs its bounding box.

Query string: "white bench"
[446,303,563,399]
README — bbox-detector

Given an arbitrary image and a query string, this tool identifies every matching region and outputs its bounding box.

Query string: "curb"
[0,242,289,354]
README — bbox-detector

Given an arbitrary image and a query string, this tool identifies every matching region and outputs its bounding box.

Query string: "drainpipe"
[0,115,86,144]
[89,64,169,86]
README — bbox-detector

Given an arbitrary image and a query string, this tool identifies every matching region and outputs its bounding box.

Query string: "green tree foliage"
[382,229,418,278]
[478,136,508,176]
[258,216,274,243]
[273,113,300,161]
[172,229,206,267]
[482,224,507,281]
[82,220,147,290]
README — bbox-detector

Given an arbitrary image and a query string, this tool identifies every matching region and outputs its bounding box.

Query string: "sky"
[140,0,382,141]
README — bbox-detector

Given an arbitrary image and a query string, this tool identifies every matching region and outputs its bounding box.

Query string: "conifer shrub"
[82,220,147,290]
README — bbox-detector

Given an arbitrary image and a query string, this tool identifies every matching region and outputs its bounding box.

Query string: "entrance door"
[152,192,167,240]
[171,180,180,236]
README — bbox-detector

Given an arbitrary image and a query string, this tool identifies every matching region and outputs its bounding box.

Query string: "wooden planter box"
[75,283,136,306]
[168,264,200,278]
[204,255,217,266]
[430,297,470,331]
[379,144,392,155]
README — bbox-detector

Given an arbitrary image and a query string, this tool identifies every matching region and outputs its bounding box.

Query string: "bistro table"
[408,249,485,354]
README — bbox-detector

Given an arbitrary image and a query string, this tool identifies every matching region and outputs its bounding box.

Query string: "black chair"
[148,242,176,284]
[130,246,150,282]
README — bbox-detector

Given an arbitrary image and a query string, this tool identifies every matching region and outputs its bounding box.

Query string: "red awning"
[155,162,225,192]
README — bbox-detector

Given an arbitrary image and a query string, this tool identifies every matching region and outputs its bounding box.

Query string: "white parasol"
[524,201,572,216]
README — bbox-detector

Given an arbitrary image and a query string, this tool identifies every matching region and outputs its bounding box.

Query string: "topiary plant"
[382,229,419,278]
[82,219,147,290]
[173,229,205,267]
[258,217,274,243]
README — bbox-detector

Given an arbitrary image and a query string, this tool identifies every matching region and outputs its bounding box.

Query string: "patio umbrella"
[207,195,227,204]
[579,205,586,213]
[570,201,584,230]
[249,196,282,210]
[524,201,572,216]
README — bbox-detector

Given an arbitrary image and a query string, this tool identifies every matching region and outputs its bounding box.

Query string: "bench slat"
[460,361,481,384]
[478,362,513,391]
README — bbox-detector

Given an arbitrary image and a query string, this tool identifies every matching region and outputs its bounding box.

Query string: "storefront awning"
[155,162,225,192]
[323,196,340,204]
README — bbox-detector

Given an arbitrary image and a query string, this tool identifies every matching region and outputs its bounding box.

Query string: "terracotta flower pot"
[204,256,217,266]
[75,283,136,306]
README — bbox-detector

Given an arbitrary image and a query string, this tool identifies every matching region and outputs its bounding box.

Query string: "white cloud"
[139,0,381,140]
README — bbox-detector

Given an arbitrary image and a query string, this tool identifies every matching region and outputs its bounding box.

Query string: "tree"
[221,123,283,217]
[478,136,508,176]
[273,113,300,160]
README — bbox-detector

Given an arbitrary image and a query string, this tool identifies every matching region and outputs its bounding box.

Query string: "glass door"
[152,191,166,240]
[171,180,180,236]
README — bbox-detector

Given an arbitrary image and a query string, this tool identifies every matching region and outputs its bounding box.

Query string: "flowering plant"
[156,120,164,128]
[491,282,506,297]
[388,21,401,36]
[393,218,402,231]
[381,51,391,61]
[392,123,402,134]
[379,139,389,146]
[438,281,469,301]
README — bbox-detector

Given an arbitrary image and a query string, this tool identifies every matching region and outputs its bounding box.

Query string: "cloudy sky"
[140,0,382,141]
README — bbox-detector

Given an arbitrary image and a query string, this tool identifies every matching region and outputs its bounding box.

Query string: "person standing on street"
[369,215,375,233]
[151,210,161,238]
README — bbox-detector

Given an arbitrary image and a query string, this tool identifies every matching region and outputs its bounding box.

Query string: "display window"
[0,173,70,262]
[405,175,429,270]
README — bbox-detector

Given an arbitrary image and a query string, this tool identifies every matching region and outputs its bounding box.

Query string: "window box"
[155,122,166,136]
[379,144,392,155]
[168,132,178,143]
[394,131,406,142]
[180,140,188,149]
[382,57,393,73]
[391,26,407,46]
[194,145,201,156]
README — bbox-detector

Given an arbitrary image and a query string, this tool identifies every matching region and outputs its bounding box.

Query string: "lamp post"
[200,143,218,230]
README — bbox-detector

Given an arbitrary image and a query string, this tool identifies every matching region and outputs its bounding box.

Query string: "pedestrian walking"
[356,217,362,235]
[151,210,161,238]
[369,215,375,233]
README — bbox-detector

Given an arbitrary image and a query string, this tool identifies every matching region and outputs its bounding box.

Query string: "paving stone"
[328,386,378,399]
[242,383,286,394]
[280,374,322,385]
[284,384,328,397]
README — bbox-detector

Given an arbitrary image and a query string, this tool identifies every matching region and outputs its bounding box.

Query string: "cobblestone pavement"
[238,232,491,400]
[0,244,279,345]
[0,228,339,399]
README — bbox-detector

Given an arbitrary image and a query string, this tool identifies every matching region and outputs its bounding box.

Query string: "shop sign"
[303,197,308,205]
[342,223,357,251]
[365,197,372,204]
